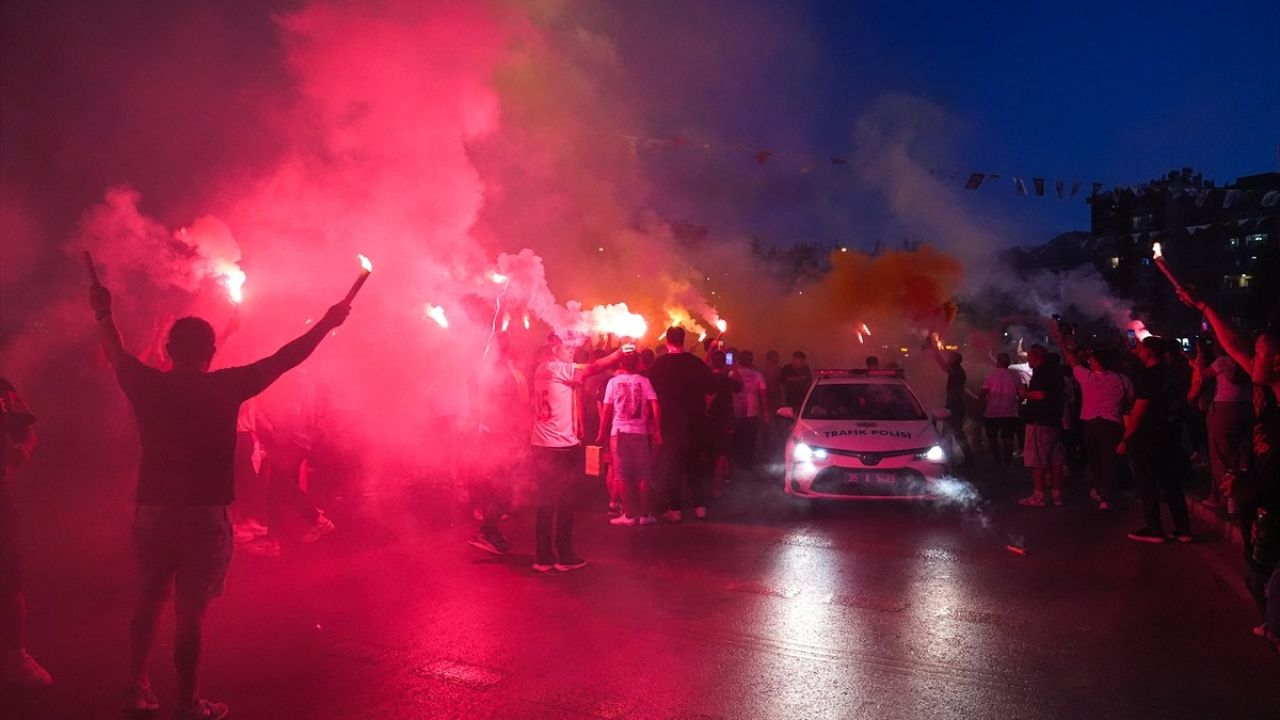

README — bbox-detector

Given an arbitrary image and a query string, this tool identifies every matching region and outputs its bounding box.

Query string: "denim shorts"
[133,505,233,604]
[1024,425,1064,468]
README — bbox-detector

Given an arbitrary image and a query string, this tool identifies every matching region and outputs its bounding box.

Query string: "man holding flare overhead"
[85,252,354,720]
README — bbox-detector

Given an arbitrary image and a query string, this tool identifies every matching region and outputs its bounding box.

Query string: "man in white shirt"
[730,350,770,476]
[596,352,661,526]
[979,353,1023,467]
[1053,323,1133,510]
[530,334,627,572]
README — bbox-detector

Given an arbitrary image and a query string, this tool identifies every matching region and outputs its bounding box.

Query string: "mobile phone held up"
[725,351,735,366]
[1126,329,1138,349]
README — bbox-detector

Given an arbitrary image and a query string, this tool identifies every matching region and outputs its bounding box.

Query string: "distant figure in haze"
[90,279,350,720]
[529,334,626,572]
[979,353,1023,468]
[1,378,52,688]
[779,351,813,413]
[648,327,717,522]
[1018,345,1066,508]
[596,351,661,526]
[704,351,743,506]
[730,350,770,475]
[466,332,529,556]
[927,345,974,467]
[865,356,880,370]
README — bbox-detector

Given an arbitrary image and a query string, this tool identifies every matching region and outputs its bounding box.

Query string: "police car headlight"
[916,445,946,463]
[793,444,828,463]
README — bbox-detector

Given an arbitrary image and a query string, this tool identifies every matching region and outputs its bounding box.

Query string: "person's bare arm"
[577,347,626,381]
[89,284,129,367]
[648,399,663,445]
[1115,398,1149,456]
[1179,288,1252,372]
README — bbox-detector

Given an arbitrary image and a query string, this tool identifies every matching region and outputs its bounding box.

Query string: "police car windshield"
[802,383,926,421]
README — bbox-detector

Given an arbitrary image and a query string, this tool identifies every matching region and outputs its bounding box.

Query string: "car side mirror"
[776,406,795,419]
[932,408,952,421]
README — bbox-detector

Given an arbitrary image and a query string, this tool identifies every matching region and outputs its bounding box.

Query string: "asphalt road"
[4,463,1278,719]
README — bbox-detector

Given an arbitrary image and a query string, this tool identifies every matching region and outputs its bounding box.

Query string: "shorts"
[613,433,653,486]
[133,505,233,604]
[1024,425,1065,468]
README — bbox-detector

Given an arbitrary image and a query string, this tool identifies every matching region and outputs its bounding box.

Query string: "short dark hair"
[167,317,216,366]
[620,352,640,372]
[792,350,806,360]
[1140,336,1165,354]
[996,352,1010,367]
[739,350,755,367]
[666,326,686,347]
[710,350,727,369]
[865,356,879,369]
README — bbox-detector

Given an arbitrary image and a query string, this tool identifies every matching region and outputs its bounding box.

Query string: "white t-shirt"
[531,360,581,448]
[1072,366,1132,423]
[603,373,657,435]
[1209,355,1251,403]
[981,367,1022,418]
[732,367,768,418]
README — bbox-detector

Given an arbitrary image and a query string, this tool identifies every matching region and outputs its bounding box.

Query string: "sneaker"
[466,532,506,555]
[174,697,229,720]
[2,650,52,688]
[1097,500,1111,511]
[241,518,269,537]
[554,557,588,572]
[607,503,623,518]
[1089,488,1102,503]
[123,684,160,711]
[240,536,281,557]
[638,515,659,526]
[694,506,708,520]
[531,561,555,573]
[301,511,335,543]
[1017,493,1045,507]
[609,515,638,526]
[232,524,256,544]
[662,510,683,523]
[1050,491,1064,507]
[1171,530,1195,544]
[1127,527,1168,544]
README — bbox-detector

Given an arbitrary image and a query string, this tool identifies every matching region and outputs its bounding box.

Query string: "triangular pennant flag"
[987,173,1000,181]
[1069,180,1082,199]
[831,157,848,166]
[1013,177,1027,196]
[1055,180,1065,199]
[1033,178,1045,196]
[1090,182,1103,197]
[1238,218,1249,226]
[754,150,772,166]
[964,172,985,190]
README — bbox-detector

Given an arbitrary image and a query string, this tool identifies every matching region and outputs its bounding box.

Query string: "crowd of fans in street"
[1,273,1277,718]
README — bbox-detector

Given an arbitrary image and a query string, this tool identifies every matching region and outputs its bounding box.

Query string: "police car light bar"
[815,368,906,378]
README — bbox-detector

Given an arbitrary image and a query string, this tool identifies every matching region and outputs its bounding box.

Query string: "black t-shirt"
[1131,362,1174,437]
[648,352,716,432]
[945,366,967,413]
[707,371,744,425]
[780,364,814,410]
[117,354,297,506]
[1024,365,1064,426]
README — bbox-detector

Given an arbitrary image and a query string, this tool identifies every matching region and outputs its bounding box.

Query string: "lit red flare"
[715,318,727,334]
[424,303,449,329]
[343,254,373,305]
[587,303,647,340]
[522,313,531,330]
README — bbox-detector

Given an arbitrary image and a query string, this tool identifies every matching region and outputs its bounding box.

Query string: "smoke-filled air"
[1,0,1135,495]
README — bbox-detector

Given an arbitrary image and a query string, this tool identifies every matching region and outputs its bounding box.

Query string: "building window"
[1109,257,1120,269]
[1223,274,1255,289]
[1246,233,1268,246]
[1227,237,1241,249]
[1130,213,1154,231]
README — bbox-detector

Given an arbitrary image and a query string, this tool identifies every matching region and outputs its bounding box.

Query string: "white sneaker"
[232,524,256,544]
[1089,488,1102,503]
[638,515,659,526]
[609,515,638,526]
[2,650,52,688]
[694,506,708,519]
[241,518,269,537]
[1017,493,1045,507]
[662,510,683,523]
[301,511,335,543]
[1051,491,1064,507]
[123,684,160,711]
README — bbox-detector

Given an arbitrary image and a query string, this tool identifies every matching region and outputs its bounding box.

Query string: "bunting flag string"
[616,133,1262,207]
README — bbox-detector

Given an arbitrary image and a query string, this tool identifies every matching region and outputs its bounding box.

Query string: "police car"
[778,369,951,500]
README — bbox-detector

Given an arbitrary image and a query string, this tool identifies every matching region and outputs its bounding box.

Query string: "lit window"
[1246,233,1268,246]
[1223,274,1255,289]
[1109,257,1120,269]
[1228,237,1241,248]
[1241,274,1255,288]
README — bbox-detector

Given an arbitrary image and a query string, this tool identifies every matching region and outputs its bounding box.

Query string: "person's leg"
[1207,403,1229,502]
[1130,441,1165,532]
[129,507,176,692]
[553,448,579,563]
[530,447,556,566]
[1159,460,1192,534]
[173,594,212,709]
[617,435,642,518]
[1094,420,1122,502]
[983,420,1001,465]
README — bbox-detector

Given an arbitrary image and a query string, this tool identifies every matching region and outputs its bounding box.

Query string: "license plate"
[853,472,897,485]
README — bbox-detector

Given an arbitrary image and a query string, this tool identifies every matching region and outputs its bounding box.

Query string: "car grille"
[818,446,932,466]
[809,467,930,496]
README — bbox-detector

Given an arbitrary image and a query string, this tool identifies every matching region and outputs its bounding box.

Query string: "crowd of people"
[1,269,1277,718]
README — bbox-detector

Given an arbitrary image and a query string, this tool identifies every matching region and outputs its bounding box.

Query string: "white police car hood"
[793,418,939,453]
